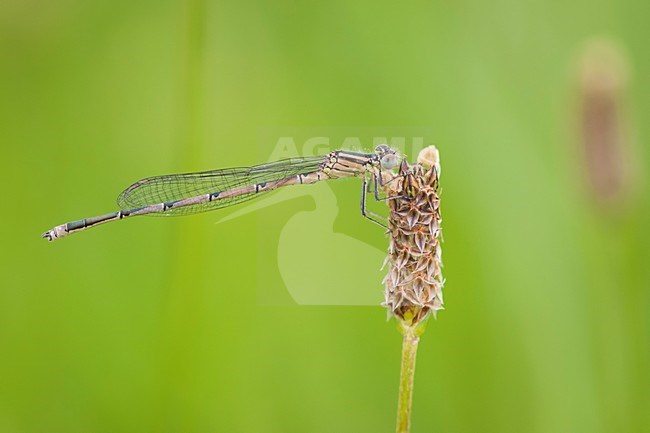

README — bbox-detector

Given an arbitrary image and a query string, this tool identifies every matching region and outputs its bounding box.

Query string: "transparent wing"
[117,156,327,216]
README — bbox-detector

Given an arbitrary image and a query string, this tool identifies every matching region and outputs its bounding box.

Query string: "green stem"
[396,324,421,433]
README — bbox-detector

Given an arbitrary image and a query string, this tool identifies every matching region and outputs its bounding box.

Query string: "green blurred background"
[1,1,648,432]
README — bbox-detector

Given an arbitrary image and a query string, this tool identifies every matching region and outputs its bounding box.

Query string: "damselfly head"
[375,144,399,170]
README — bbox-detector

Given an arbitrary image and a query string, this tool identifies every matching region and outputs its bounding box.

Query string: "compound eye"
[381,153,398,170]
[375,144,390,154]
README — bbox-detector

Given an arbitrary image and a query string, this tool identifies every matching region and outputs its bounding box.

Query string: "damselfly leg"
[370,172,404,202]
[360,177,388,228]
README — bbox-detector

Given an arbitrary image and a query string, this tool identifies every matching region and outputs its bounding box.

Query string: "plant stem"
[396,324,421,433]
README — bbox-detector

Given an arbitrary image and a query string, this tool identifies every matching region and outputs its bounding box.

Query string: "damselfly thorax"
[43,145,403,241]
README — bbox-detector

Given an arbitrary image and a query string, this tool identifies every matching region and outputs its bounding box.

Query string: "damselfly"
[42,145,402,241]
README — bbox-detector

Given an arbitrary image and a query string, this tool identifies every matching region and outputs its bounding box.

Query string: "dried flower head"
[578,38,633,208]
[383,146,443,325]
